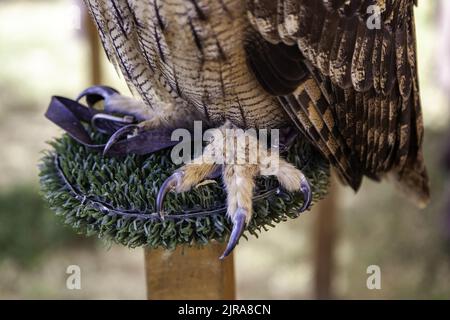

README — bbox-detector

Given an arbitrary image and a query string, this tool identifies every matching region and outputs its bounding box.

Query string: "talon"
[156,171,183,218]
[206,165,222,180]
[103,124,138,155]
[298,176,312,213]
[76,85,119,107]
[220,208,247,260]
[91,113,136,134]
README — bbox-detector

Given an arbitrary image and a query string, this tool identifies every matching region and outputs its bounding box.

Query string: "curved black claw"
[298,176,313,213]
[103,124,138,155]
[76,85,119,107]
[156,172,183,218]
[220,208,247,260]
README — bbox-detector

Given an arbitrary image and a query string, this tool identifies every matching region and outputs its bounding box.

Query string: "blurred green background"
[0,0,449,299]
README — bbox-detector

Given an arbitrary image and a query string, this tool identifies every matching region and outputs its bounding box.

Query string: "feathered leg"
[77,85,206,154]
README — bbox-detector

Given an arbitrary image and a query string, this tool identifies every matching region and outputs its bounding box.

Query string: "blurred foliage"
[336,130,450,299]
[0,0,88,115]
[0,186,86,267]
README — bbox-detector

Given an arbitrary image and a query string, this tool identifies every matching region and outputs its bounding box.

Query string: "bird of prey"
[81,0,430,258]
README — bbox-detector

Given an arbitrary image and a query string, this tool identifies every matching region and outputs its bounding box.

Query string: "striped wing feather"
[246,0,429,205]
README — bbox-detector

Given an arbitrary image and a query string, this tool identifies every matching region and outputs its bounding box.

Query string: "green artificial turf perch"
[39,130,330,251]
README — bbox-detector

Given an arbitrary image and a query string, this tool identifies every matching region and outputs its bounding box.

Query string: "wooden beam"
[83,7,102,85]
[313,175,338,299]
[144,243,236,300]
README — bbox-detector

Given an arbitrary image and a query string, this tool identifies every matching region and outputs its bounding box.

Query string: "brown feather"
[246,0,429,203]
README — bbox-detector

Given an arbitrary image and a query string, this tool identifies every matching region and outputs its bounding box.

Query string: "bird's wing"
[246,0,429,204]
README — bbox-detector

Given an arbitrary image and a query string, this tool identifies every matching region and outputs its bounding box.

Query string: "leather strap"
[45,96,178,156]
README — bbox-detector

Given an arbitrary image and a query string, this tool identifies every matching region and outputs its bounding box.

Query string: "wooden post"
[144,243,236,300]
[313,175,338,299]
[83,6,102,85]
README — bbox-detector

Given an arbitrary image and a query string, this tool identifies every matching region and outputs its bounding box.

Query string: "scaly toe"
[220,208,247,260]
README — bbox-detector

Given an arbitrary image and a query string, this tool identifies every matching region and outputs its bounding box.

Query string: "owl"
[81,0,429,258]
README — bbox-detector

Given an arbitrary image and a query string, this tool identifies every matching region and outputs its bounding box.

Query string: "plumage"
[83,0,430,209]
[246,0,429,204]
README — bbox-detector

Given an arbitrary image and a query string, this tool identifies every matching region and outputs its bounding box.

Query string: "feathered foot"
[77,85,173,154]
[156,123,312,259]
[77,85,155,121]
